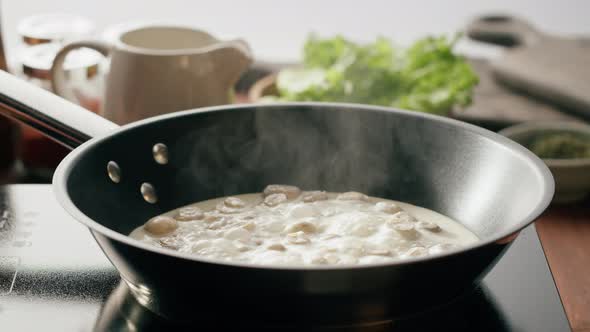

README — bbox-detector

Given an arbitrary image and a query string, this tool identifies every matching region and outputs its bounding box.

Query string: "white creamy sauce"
[130,185,478,266]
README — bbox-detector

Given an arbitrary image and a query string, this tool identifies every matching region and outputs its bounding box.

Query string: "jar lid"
[21,43,103,80]
[17,13,95,45]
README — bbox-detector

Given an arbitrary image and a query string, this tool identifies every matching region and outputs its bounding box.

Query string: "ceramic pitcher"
[50,25,252,124]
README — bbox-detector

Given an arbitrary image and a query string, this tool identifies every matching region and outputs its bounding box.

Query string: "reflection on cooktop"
[95,282,510,331]
[0,186,572,331]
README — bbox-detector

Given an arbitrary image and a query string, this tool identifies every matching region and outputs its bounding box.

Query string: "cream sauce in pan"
[130,185,479,266]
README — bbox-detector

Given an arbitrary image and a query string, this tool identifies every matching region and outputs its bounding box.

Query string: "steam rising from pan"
[168,104,548,240]
[178,106,403,198]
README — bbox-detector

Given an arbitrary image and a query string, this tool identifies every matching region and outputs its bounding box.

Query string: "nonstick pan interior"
[60,103,551,243]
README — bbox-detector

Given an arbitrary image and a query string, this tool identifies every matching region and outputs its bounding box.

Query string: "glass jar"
[17,13,95,46]
[19,43,103,106]
[9,13,101,174]
[13,13,101,106]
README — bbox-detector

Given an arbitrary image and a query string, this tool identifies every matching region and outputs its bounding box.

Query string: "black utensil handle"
[465,15,541,47]
[0,70,118,149]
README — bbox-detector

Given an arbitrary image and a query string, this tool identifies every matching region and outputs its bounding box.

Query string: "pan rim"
[52,102,555,271]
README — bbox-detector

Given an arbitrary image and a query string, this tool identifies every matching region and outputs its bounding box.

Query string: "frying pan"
[0,70,553,324]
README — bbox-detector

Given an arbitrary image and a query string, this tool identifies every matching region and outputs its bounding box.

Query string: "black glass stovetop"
[0,185,571,331]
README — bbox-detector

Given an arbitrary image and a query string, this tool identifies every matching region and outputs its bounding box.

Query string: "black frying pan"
[0,70,553,324]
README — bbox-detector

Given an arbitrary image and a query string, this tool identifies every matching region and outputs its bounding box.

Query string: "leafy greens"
[270,34,478,115]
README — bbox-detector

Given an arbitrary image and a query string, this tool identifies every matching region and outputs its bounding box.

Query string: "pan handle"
[0,70,119,149]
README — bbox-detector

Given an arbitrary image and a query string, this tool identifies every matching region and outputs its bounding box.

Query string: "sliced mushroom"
[267,243,287,251]
[389,211,417,224]
[264,193,288,207]
[284,220,317,234]
[302,191,328,203]
[416,220,441,232]
[176,206,204,221]
[159,236,183,250]
[224,196,246,208]
[263,184,301,199]
[217,203,242,214]
[365,248,391,256]
[337,191,369,201]
[145,216,178,235]
[390,222,419,239]
[286,231,310,245]
[374,201,402,214]
[204,212,222,223]
[404,246,428,257]
[311,254,339,265]
[241,221,256,231]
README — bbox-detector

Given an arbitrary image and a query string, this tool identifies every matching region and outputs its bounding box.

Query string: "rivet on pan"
[107,161,121,183]
[152,143,169,165]
[141,183,158,204]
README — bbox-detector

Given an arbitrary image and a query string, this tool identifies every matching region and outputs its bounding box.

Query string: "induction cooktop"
[0,185,571,331]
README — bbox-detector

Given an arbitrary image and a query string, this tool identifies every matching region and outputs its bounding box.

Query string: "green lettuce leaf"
[274,34,478,115]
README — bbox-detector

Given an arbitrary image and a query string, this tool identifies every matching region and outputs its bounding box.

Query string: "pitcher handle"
[50,40,111,108]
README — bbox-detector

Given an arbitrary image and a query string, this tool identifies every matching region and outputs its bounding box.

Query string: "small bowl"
[248,73,279,102]
[500,121,590,204]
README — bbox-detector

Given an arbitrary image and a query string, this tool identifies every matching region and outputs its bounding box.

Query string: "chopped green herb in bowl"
[529,133,590,159]
[500,122,590,204]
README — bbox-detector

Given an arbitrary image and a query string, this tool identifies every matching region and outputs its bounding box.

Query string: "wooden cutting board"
[454,58,585,130]
[466,15,590,121]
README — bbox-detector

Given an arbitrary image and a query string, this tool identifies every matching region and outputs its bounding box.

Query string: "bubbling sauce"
[130,185,478,266]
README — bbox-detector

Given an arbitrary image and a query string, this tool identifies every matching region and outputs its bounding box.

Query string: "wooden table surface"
[536,200,590,332]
